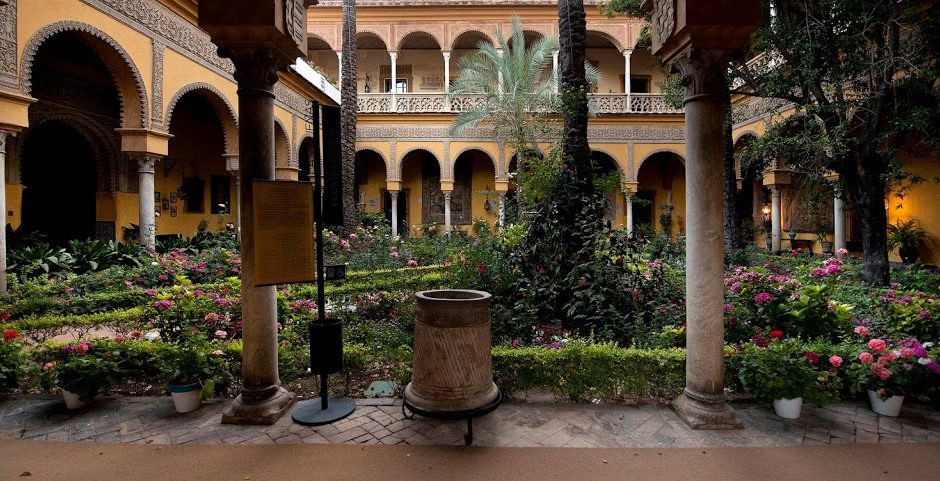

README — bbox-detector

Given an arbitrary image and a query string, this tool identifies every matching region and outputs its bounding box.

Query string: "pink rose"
[43,362,55,371]
[829,355,843,368]
[212,349,224,356]
[868,339,887,352]
[858,352,874,364]
[899,347,915,359]
[215,330,228,339]
[407,259,418,268]
[854,325,869,336]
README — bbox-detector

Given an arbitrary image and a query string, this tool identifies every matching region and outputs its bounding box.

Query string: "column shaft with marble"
[221,48,294,424]
[625,192,634,235]
[224,154,241,242]
[670,48,741,429]
[0,131,8,293]
[443,192,452,235]
[771,187,782,253]
[389,51,398,111]
[335,51,342,85]
[623,49,633,109]
[389,191,399,238]
[552,51,560,93]
[443,51,451,94]
[136,155,159,249]
[834,188,845,256]
[497,192,506,227]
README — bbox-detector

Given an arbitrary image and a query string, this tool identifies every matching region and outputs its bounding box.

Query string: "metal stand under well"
[402,391,502,446]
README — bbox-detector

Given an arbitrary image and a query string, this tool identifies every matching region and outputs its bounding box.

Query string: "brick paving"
[1,394,938,448]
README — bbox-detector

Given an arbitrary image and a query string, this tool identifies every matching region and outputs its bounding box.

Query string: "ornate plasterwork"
[732,97,789,129]
[0,0,16,89]
[652,0,676,50]
[290,114,298,168]
[357,125,684,142]
[20,20,150,128]
[151,40,165,128]
[164,82,239,154]
[80,0,309,118]
[274,117,290,168]
[673,49,732,101]
[394,24,446,51]
[285,0,306,52]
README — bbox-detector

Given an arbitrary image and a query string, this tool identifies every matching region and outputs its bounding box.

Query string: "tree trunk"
[720,83,739,252]
[841,157,890,286]
[557,0,591,186]
[340,0,358,231]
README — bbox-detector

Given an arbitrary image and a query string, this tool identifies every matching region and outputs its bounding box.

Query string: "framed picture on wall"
[154,192,161,202]
[170,206,178,217]
[162,199,170,210]
[170,192,177,203]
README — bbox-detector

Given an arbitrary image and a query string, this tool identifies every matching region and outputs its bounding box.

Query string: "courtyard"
[1,0,939,479]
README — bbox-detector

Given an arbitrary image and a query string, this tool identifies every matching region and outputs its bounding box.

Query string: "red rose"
[804,351,819,364]
[769,330,784,339]
[3,329,20,341]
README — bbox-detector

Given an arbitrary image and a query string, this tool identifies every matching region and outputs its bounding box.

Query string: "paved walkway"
[1,395,938,448]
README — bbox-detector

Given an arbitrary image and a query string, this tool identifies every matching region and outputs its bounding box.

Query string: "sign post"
[292,100,356,426]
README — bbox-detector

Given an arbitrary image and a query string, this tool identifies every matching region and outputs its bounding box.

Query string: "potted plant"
[738,339,842,419]
[887,219,927,264]
[157,342,222,413]
[814,221,833,255]
[44,342,119,409]
[788,226,797,246]
[847,330,939,417]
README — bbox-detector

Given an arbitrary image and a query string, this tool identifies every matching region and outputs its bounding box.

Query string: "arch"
[453,146,498,178]
[274,118,291,168]
[20,21,149,128]
[397,147,443,179]
[733,130,760,145]
[507,29,548,50]
[28,111,119,194]
[307,33,337,53]
[165,83,239,154]
[451,29,496,51]
[635,149,686,180]
[586,30,624,51]
[590,148,623,173]
[357,31,390,51]
[396,29,444,52]
[356,148,391,176]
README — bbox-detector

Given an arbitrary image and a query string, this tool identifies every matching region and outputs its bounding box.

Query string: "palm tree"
[448,17,559,156]
[340,0,357,231]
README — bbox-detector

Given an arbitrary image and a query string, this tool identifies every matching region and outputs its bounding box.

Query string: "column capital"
[442,191,452,199]
[622,48,633,57]
[672,48,732,103]
[223,153,239,172]
[0,130,9,154]
[442,50,451,59]
[133,154,162,173]
[389,50,398,60]
[219,47,285,92]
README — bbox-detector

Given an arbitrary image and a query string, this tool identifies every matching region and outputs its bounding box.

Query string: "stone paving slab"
[1,394,938,448]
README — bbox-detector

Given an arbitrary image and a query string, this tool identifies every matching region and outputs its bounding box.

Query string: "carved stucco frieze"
[651,0,676,52]
[80,0,309,117]
[151,40,164,128]
[0,0,16,89]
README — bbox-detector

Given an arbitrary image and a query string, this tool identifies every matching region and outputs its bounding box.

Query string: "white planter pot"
[868,389,904,417]
[61,389,88,410]
[772,397,803,419]
[168,384,202,413]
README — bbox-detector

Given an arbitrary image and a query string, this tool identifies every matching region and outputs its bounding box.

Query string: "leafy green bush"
[737,339,843,404]
[492,341,686,401]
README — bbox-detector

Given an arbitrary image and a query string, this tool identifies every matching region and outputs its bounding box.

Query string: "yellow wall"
[4,184,23,230]
[887,150,940,264]
[358,157,387,214]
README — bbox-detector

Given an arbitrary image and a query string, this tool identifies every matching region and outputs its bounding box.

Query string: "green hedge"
[493,342,687,401]
[0,307,148,341]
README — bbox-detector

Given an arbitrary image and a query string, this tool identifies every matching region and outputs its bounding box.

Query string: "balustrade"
[357,93,682,114]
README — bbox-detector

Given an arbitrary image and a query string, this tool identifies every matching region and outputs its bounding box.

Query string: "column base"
[221,386,295,425]
[672,391,742,430]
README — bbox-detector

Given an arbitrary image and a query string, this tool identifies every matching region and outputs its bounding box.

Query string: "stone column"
[224,154,240,242]
[443,191,452,235]
[497,49,504,96]
[497,192,506,227]
[771,187,782,253]
[220,47,294,424]
[442,50,451,94]
[135,155,158,249]
[389,51,398,111]
[625,191,634,235]
[623,49,633,109]
[552,51,559,93]
[335,51,342,85]
[389,190,399,238]
[834,187,845,256]
[0,131,8,293]
[671,48,741,429]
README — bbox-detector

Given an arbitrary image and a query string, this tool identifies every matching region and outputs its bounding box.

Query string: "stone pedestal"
[671,48,741,430]
[219,48,295,425]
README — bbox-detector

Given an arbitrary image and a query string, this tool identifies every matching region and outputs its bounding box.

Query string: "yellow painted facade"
[3,0,334,243]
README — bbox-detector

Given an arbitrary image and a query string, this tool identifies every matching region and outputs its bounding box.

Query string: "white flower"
[143,330,160,341]
[918,358,930,365]
[151,262,159,266]
[923,342,935,348]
